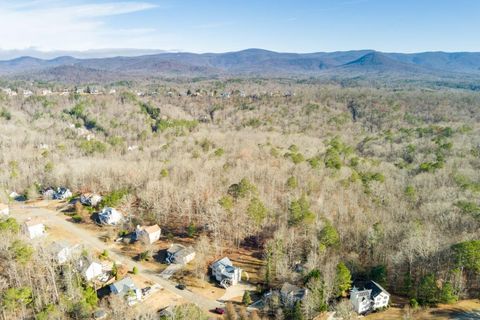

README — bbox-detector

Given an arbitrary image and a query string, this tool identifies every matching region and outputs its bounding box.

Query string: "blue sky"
[0,0,478,55]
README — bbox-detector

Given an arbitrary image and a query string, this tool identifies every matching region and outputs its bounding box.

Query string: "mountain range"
[1,49,480,82]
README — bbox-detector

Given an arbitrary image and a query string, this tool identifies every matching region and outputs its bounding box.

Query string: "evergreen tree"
[335,262,351,297]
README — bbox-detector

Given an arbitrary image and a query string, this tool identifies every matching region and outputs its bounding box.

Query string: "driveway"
[160,263,183,279]
[219,282,256,302]
[10,204,224,311]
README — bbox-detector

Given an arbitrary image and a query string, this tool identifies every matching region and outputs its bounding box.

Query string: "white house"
[78,258,104,281]
[109,277,142,306]
[41,89,52,96]
[98,207,123,225]
[80,193,102,207]
[52,240,79,264]
[23,90,33,97]
[2,88,17,96]
[211,257,242,288]
[135,224,161,244]
[165,244,195,265]
[350,281,390,314]
[24,219,46,239]
[53,187,72,200]
[0,203,9,216]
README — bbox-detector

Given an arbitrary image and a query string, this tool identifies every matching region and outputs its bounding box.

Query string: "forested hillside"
[0,79,479,319]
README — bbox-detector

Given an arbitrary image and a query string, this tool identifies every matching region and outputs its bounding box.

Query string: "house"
[350,281,390,314]
[109,277,142,305]
[53,187,72,200]
[78,257,103,281]
[2,88,17,96]
[23,90,33,97]
[42,187,55,199]
[158,306,174,318]
[0,203,9,216]
[135,224,161,244]
[23,219,46,239]
[280,283,308,307]
[51,240,79,264]
[211,257,242,288]
[80,193,102,207]
[165,244,195,265]
[98,207,123,225]
[41,89,52,96]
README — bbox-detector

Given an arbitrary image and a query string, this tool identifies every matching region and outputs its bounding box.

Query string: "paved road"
[11,204,224,311]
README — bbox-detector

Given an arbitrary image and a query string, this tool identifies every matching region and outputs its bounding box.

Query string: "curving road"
[11,203,224,312]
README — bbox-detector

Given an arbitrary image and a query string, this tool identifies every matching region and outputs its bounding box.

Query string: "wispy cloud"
[0,1,161,51]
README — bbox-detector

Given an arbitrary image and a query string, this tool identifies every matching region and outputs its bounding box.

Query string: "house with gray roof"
[165,244,195,265]
[280,283,308,307]
[109,277,142,305]
[211,257,242,288]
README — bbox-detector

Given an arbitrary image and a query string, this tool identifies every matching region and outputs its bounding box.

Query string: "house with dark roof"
[280,283,308,307]
[350,280,390,314]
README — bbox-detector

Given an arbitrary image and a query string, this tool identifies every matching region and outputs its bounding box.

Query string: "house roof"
[167,243,186,254]
[281,283,307,300]
[77,256,102,273]
[211,257,239,278]
[24,218,44,227]
[51,240,72,251]
[167,244,195,260]
[110,277,136,294]
[139,224,160,234]
[365,281,389,298]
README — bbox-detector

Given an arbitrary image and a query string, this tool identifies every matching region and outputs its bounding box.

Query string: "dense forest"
[0,78,479,319]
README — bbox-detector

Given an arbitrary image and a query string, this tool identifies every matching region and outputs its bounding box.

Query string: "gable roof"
[211,257,233,269]
[110,277,136,294]
[24,218,44,227]
[139,224,160,234]
[365,281,389,298]
[281,283,307,300]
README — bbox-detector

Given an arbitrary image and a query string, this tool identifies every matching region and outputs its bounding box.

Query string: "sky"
[0,0,478,58]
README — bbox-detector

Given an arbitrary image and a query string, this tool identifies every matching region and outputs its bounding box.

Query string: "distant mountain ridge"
[1,48,480,82]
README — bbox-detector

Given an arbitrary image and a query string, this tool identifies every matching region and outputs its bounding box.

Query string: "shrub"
[132,266,139,275]
[10,240,34,264]
[218,195,234,211]
[324,148,342,170]
[455,201,480,219]
[214,148,224,157]
[286,176,298,189]
[100,189,128,207]
[227,178,257,199]
[160,169,169,177]
[242,291,252,305]
[409,298,419,309]
[0,107,11,120]
[78,140,107,155]
[71,214,83,223]
[138,250,152,261]
[99,250,109,260]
